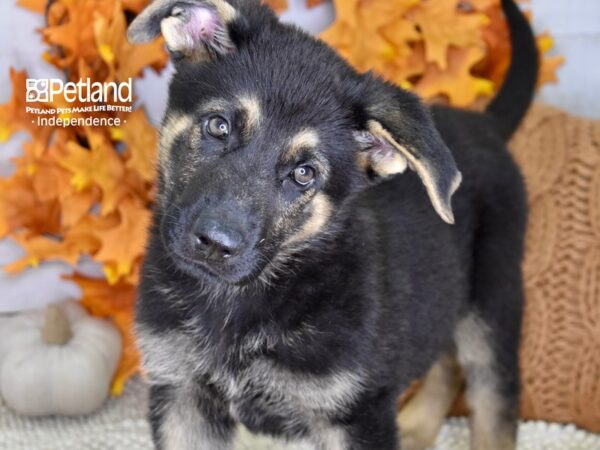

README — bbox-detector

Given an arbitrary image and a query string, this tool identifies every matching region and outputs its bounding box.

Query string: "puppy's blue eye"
[291,165,315,187]
[206,116,229,139]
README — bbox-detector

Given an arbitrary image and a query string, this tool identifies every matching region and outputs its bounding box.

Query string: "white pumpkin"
[0,301,122,416]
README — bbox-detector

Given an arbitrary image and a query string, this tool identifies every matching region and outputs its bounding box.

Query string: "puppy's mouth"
[165,235,269,286]
[171,249,247,284]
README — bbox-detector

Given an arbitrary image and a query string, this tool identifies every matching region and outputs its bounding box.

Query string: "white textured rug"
[1,377,599,450]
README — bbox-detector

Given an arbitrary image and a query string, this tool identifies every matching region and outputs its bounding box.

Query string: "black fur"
[486,0,539,139]
[130,0,537,448]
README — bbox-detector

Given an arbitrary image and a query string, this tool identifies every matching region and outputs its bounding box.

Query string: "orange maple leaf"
[57,131,125,214]
[116,108,158,182]
[416,46,494,106]
[14,130,70,203]
[92,198,150,285]
[60,190,100,228]
[3,234,80,273]
[121,0,151,14]
[306,0,328,8]
[94,1,167,82]
[43,0,115,71]
[1,0,167,392]
[75,275,140,395]
[64,212,118,256]
[321,0,420,86]
[477,2,511,86]
[330,0,359,27]
[262,0,288,13]
[0,69,32,143]
[16,0,47,14]
[538,55,565,86]
[407,0,488,70]
[467,0,499,10]
[536,33,565,86]
[0,173,62,239]
[321,0,562,106]
[358,0,419,29]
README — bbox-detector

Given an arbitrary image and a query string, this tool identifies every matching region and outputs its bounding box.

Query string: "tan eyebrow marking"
[239,95,262,135]
[284,128,320,162]
[158,113,194,191]
[198,98,229,115]
[160,114,193,161]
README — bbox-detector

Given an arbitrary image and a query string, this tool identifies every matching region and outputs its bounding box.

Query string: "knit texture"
[447,104,600,430]
[510,104,600,432]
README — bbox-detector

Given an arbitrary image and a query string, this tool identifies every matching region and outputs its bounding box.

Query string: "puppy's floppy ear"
[127,0,243,63]
[353,77,462,224]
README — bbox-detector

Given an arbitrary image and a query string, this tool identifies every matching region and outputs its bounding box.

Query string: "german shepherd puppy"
[127,0,536,448]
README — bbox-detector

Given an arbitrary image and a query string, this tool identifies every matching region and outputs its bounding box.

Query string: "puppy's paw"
[397,407,440,450]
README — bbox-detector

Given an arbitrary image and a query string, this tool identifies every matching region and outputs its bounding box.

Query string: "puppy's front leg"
[340,391,401,450]
[149,383,234,450]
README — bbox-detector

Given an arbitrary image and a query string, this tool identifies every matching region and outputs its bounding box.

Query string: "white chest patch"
[226,359,365,420]
[136,325,212,385]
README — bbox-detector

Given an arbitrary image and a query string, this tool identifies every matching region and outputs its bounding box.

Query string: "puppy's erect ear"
[127,0,243,63]
[353,77,462,224]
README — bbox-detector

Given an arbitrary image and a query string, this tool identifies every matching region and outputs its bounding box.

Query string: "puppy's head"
[129,0,461,285]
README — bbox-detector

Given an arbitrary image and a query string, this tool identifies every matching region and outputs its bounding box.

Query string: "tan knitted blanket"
[409,103,600,432]
[510,104,600,432]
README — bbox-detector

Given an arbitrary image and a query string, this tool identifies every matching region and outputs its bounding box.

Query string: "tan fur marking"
[313,424,348,450]
[285,193,332,245]
[208,0,237,23]
[239,95,262,135]
[160,17,186,53]
[397,354,463,450]
[284,128,320,162]
[369,149,408,176]
[200,98,229,115]
[468,386,516,450]
[455,314,493,368]
[367,120,461,224]
[159,384,229,450]
[356,152,369,172]
[455,315,516,450]
[160,114,194,182]
[367,103,404,125]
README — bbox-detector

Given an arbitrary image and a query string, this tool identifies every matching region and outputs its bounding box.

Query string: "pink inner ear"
[356,131,395,159]
[370,141,395,164]
[353,130,408,174]
[187,7,219,43]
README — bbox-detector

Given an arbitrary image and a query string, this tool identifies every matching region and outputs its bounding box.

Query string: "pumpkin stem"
[42,304,73,345]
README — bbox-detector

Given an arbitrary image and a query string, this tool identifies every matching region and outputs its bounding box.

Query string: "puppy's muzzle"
[173,197,262,281]
[191,216,245,261]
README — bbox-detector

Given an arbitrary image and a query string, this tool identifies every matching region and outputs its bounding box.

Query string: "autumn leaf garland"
[321,0,563,106]
[0,0,562,394]
[0,0,165,394]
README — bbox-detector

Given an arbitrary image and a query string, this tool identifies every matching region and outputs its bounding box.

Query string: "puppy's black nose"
[191,217,244,260]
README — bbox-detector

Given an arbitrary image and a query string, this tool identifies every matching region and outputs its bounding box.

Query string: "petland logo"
[25,78,133,127]
[26,78,132,103]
